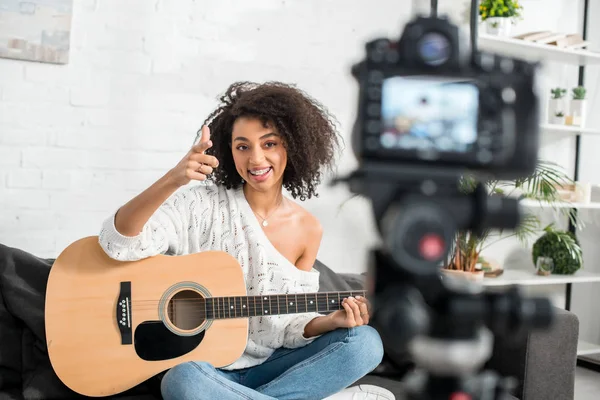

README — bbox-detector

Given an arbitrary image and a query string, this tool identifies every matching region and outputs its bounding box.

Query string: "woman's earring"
[241,178,245,183]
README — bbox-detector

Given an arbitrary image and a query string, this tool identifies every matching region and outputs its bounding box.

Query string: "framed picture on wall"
[0,0,73,64]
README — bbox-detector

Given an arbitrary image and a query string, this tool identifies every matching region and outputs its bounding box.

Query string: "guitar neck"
[204,290,367,320]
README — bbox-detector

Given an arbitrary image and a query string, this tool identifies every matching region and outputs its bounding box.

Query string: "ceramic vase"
[548,98,565,124]
[485,17,512,36]
[570,99,587,127]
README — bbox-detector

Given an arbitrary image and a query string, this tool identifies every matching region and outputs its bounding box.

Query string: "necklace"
[252,197,283,227]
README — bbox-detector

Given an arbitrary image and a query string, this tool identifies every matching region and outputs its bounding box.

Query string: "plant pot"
[570,99,587,127]
[535,256,554,276]
[484,17,512,36]
[547,98,565,124]
[441,269,485,282]
[536,269,552,276]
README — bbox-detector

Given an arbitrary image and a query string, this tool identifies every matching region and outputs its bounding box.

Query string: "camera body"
[351,15,540,181]
[342,14,543,277]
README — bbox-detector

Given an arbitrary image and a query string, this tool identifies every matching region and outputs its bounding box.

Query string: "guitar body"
[45,236,248,397]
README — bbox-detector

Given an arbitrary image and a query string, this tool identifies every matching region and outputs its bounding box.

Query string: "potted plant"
[548,88,567,124]
[532,224,583,275]
[444,160,577,280]
[479,0,524,36]
[534,255,554,276]
[551,111,565,125]
[569,86,587,127]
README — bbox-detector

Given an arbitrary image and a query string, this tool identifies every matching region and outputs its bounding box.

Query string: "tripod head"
[332,5,554,399]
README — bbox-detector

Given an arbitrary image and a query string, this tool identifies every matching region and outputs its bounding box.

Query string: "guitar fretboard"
[204,291,366,319]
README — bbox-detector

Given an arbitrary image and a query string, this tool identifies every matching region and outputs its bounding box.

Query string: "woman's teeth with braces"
[250,168,270,176]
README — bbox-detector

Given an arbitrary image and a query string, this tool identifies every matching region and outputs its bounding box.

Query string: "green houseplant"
[569,86,587,127]
[552,111,565,125]
[480,0,524,36]
[532,224,583,275]
[551,88,567,99]
[573,86,587,100]
[445,159,579,277]
[549,87,567,124]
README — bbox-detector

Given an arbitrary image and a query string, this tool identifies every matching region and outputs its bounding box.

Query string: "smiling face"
[231,117,288,192]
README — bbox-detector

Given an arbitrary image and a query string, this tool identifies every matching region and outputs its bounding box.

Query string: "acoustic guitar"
[45,236,366,397]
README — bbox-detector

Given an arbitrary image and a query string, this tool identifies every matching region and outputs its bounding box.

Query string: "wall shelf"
[474,3,600,374]
[520,199,600,209]
[483,269,600,287]
[540,123,600,136]
[478,33,600,66]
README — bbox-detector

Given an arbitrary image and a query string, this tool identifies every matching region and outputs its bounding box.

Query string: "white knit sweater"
[98,182,323,370]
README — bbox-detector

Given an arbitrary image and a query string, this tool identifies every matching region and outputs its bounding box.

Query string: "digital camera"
[351,15,540,181]
[335,11,553,400]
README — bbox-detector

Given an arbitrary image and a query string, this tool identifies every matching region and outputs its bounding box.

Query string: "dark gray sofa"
[0,243,578,400]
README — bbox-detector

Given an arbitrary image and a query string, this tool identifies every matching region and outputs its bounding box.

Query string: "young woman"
[98,81,386,400]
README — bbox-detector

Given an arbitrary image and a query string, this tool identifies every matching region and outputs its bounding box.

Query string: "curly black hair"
[197,81,343,201]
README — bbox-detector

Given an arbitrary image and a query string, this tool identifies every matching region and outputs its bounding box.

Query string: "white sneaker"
[322,384,396,400]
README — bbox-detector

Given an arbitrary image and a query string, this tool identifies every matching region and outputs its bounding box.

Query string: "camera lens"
[417,32,451,67]
[383,200,455,276]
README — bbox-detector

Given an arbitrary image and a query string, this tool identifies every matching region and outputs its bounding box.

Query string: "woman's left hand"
[328,296,370,329]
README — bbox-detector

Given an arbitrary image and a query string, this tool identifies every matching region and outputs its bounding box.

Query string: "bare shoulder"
[288,200,323,238]
[286,200,323,271]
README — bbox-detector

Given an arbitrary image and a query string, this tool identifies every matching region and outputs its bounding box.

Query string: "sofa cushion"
[314,259,355,291]
[0,244,157,400]
[0,267,23,400]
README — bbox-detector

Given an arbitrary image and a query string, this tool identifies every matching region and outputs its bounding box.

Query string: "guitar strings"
[129,298,354,309]
[128,293,366,312]
[114,300,363,321]
[120,305,350,318]
[127,292,366,307]
[122,294,368,317]
[129,290,366,301]
[104,291,367,320]
[127,291,367,304]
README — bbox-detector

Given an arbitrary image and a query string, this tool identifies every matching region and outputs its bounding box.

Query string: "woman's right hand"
[168,125,219,187]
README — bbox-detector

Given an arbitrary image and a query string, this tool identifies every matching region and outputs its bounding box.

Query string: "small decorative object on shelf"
[548,87,567,124]
[478,256,504,277]
[553,33,591,50]
[532,224,583,275]
[553,181,592,204]
[568,86,587,127]
[514,31,591,50]
[479,0,523,36]
[535,256,554,276]
[579,181,593,204]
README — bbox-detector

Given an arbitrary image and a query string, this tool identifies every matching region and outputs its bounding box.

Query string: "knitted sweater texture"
[98,183,322,370]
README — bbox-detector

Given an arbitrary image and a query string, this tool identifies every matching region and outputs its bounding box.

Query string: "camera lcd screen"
[380,76,479,154]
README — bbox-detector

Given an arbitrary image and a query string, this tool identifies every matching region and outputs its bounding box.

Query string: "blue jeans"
[160,325,384,400]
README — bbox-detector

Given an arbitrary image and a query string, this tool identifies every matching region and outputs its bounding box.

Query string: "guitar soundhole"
[167,290,206,331]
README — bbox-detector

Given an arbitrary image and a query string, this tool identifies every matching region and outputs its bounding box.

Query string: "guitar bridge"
[117,282,132,345]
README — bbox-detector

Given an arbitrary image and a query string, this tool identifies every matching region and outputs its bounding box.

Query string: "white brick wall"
[0,0,413,273]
